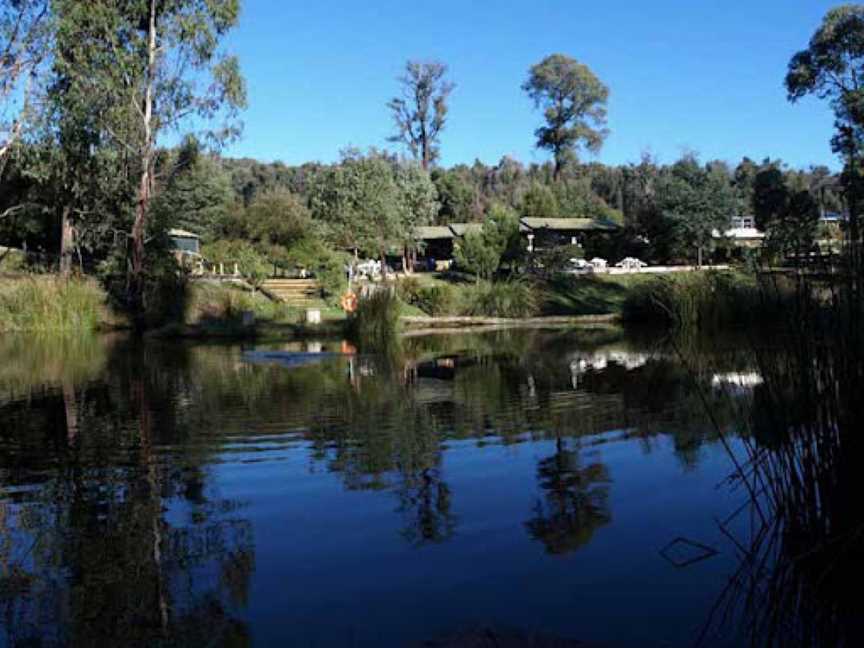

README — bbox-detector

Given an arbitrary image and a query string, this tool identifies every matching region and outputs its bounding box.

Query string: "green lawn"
[398,271,649,317]
[542,274,652,316]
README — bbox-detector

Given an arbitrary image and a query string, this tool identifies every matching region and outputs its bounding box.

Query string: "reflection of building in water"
[567,349,653,389]
[711,371,764,396]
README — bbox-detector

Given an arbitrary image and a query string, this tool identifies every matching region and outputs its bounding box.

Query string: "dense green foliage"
[523,54,609,180]
[348,288,402,348]
[654,155,738,264]
[786,5,864,248]
[452,204,521,281]
[620,271,782,329]
[0,276,107,332]
[460,280,539,318]
[0,4,857,334]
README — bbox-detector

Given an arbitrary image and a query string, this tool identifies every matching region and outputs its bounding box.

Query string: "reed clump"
[348,288,402,349]
[697,253,864,647]
[0,276,108,332]
[621,270,782,329]
[460,280,539,318]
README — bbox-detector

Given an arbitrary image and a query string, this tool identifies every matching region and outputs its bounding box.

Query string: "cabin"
[168,229,201,256]
[519,217,620,252]
[411,217,622,270]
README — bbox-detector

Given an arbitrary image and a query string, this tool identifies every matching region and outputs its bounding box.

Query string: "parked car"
[563,257,594,274]
[615,257,648,271]
[589,257,608,271]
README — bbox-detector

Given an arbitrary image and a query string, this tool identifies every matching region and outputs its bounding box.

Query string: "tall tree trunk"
[420,117,429,170]
[131,0,158,309]
[63,381,78,446]
[131,370,170,635]
[60,205,74,277]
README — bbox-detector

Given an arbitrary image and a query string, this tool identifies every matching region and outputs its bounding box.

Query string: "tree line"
[1,1,862,314]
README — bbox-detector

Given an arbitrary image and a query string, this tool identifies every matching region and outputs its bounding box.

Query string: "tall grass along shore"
[0,276,108,333]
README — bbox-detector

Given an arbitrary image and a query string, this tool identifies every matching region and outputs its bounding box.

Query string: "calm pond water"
[0,327,764,647]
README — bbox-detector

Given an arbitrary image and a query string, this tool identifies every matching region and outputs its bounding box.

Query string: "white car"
[615,257,648,270]
[589,257,608,270]
[564,258,593,274]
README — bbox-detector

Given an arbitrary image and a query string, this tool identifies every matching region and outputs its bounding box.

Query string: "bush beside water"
[0,277,108,332]
[400,278,539,318]
[621,270,781,329]
[461,280,539,318]
[348,288,402,349]
[185,282,296,325]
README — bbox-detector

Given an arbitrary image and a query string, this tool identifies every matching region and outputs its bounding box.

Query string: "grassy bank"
[0,276,112,333]
[0,270,783,337]
[0,275,348,338]
[394,269,792,332]
[0,247,26,274]
[620,270,790,329]
[149,281,348,339]
[399,271,741,316]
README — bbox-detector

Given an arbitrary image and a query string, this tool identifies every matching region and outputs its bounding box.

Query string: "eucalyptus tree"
[0,0,50,176]
[310,149,404,263]
[387,60,454,169]
[787,5,864,243]
[152,138,236,243]
[52,0,246,306]
[655,155,736,266]
[523,54,609,181]
[394,162,438,270]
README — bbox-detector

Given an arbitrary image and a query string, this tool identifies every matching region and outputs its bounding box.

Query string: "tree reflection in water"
[0,327,760,645]
[525,438,611,555]
[0,338,254,647]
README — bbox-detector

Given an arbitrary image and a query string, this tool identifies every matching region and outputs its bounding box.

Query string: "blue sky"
[222,0,842,170]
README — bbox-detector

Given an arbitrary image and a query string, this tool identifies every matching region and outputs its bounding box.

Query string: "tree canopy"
[387,60,454,169]
[523,54,609,180]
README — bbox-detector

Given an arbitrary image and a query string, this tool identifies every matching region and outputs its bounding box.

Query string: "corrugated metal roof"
[414,226,455,240]
[168,228,200,239]
[448,223,484,237]
[520,217,620,232]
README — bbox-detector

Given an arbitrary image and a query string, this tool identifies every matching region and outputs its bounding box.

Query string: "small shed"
[447,223,484,238]
[520,217,620,251]
[413,225,457,266]
[168,229,201,255]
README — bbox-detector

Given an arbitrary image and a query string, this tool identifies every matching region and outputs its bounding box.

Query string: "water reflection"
[525,438,611,555]
[0,328,761,646]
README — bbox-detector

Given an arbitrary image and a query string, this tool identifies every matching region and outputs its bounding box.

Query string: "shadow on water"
[665,266,864,647]
[0,326,780,645]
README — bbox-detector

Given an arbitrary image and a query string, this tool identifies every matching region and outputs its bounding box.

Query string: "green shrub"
[414,284,458,316]
[622,270,775,329]
[203,239,269,290]
[0,277,107,332]
[396,276,424,304]
[348,288,401,348]
[461,280,540,318]
[186,282,295,325]
[0,248,26,274]
[285,237,348,301]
